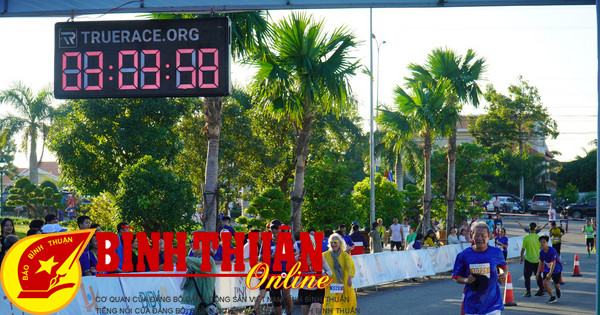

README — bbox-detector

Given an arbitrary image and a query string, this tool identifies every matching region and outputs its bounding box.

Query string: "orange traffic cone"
[503,271,517,306]
[572,253,582,277]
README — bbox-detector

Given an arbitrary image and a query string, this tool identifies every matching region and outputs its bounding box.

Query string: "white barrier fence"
[0,235,530,314]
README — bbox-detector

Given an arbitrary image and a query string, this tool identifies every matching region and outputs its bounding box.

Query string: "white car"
[486,196,522,213]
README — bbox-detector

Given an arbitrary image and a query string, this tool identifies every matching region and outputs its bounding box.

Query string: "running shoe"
[534,290,545,296]
[546,296,557,304]
[523,291,531,297]
[557,289,561,298]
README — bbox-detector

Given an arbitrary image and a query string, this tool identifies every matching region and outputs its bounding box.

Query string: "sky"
[0,5,597,168]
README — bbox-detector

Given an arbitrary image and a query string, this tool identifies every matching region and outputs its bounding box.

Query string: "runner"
[520,222,545,297]
[536,235,563,304]
[549,221,565,256]
[583,219,595,258]
[452,222,507,315]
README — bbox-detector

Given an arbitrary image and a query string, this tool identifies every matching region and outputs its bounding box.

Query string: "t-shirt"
[390,224,402,242]
[424,237,437,248]
[79,246,97,276]
[413,240,422,250]
[401,224,410,241]
[452,246,507,314]
[585,225,595,239]
[522,233,541,263]
[493,218,503,226]
[495,236,508,253]
[486,220,494,232]
[539,246,562,274]
[548,209,556,221]
[448,234,460,245]
[322,238,329,253]
[343,234,354,247]
[406,233,416,244]
[550,227,563,244]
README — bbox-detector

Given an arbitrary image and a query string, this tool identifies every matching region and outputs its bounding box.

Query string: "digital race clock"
[54,18,231,99]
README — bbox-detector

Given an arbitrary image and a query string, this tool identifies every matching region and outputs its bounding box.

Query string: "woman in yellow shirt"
[322,233,357,315]
[424,229,438,248]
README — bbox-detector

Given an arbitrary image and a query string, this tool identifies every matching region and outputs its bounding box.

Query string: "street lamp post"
[0,157,6,217]
[372,34,386,110]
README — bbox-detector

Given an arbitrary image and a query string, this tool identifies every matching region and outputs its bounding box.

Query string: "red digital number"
[199,48,219,88]
[62,52,81,91]
[176,49,197,89]
[141,50,160,90]
[84,51,103,91]
[119,50,138,90]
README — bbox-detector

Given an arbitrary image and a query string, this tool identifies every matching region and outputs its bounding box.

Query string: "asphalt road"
[350,214,597,315]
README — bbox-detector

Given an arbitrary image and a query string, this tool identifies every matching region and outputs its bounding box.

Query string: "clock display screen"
[54,18,230,99]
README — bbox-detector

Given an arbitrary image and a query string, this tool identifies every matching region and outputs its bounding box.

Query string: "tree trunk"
[29,127,38,185]
[446,128,457,229]
[395,147,404,191]
[202,97,223,232]
[423,133,432,232]
[291,117,313,235]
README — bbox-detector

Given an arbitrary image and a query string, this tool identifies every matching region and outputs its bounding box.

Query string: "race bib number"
[330,283,344,294]
[553,237,559,242]
[469,263,491,278]
[587,232,593,237]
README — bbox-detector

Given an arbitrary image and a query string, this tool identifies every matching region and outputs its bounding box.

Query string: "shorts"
[543,272,561,284]
[390,241,403,250]
[502,251,507,261]
[586,238,594,247]
[552,243,561,255]
[298,288,325,305]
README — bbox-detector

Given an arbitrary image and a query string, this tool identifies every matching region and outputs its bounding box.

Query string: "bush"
[86,192,121,233]
[236,188,289,229]
[6,177,64,218]
[40,180,60,193]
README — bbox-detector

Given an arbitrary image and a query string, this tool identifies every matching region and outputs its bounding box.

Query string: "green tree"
[301,159,358,231]
[487,149,549,197]
[556,148,596,192]
[86,192,121,233]
[116,156,195,233]
[252,13,359,233]
[0,82,55,185]
[48,98,190,195]
[469,76,559,200]
[6,177,64,218]
[0,131,19,182]
[557,183,579,205]
[408,49,486,229]
[39,180,59,193]
[235,188,290,229]
[392,79,455,231]
[352,173,405,229]
[153,12,270,232]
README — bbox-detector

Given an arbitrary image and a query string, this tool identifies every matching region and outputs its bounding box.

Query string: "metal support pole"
[596,1,599,313]
[369,8,376,229]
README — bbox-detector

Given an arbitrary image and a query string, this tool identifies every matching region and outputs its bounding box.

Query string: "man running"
[536,235,563,304]
[452,222,507,315]
[520,222,545,297]
[549,221,565,256]
[583,219,595,258]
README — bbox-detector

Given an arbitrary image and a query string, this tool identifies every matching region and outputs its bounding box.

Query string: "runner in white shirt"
[400,218,410,250]
[548,205,557,222]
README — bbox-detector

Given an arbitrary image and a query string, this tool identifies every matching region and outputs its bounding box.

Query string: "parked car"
[530,193,553,214]
[486,196,523,213]
[565,198,596,219]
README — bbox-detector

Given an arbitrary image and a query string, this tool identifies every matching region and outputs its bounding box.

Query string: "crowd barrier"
[0,235,534,314]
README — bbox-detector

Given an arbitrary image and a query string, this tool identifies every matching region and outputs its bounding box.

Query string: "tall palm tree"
[252,13,359,233]
[393,79,456,231]
[408,48,485,229]
[153,12,269,232]
[0,82,54,185]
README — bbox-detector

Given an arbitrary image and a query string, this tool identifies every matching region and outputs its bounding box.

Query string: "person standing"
[452,222,507,314]
[536,235,563,304]
[376,218,386,248]
[388,217,402,251]
[322,233,357,315]
[493,197,501,214]
[400,218,410,250]
[369,222,383,253]
[447,227,460,245]
[520,222,545,297]
[548,205,557,222]
[349,224,366,255]
[583,219,595,258]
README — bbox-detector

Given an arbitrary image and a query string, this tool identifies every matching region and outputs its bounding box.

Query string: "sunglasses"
[330,240,339,244]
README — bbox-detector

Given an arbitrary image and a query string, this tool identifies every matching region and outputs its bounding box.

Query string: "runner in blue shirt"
[453,222,507,315]
[536,235,562,304]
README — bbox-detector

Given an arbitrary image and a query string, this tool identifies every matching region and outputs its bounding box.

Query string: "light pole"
[0,157,6,217]
[372,34,386,110]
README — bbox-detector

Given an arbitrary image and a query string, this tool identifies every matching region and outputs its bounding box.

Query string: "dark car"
[565,198,596,219]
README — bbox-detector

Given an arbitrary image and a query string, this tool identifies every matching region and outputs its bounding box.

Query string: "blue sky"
[0,6,597,166]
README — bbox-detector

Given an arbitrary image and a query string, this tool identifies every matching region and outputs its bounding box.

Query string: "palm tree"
[153,12,269,232]
[408,48,485,229]
[252,13,359,233]
[0,82,54,185]
[393,79,456,231]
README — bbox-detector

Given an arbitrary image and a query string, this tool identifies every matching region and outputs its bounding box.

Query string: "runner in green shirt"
[520,222,544,297]
[583,219,595,258]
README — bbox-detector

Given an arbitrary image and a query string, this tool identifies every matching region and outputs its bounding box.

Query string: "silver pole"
[369,8,376,228]
[595,1,599,312]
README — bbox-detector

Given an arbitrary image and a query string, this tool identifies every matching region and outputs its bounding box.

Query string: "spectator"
[495,228,508,260]
[388,217,403,251]
[404,226,417,250]
[548,205,557,222]
[494,213,503,227]
[220,216,235,234]
[400,218,411,250]
[29,219,44,229]
[485,215,494,233]
[322,229,333,253]
[376,218,386,247]
[349,224,366,255]
[298,231,332,315]
[181,242,221,314]
[412,233,424,250]
[0,234,19,265]
[252,220,286,315]
[338,224,355,253]
[493,196,501,213]
[244,229,262,261]
[27,228,42,236]
[44,214,58,225]
[41,223,67,233]
[78,215,96,276]
[452,222,507,314]
[90,223,103,232]
[0,218,16,245]
[459,229,470,250]
[369,222,383,253]
[424,229,438,248]
[77,215,91,230]
[322,233,356,315]
[447,227,460,245]
[460,219,470,238]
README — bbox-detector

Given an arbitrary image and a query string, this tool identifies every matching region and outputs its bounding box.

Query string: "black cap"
[270,219,283,228]
[529,222,537,230]
[44,214,57,223]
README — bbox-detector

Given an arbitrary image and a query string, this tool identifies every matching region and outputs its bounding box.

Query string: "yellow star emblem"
[36,256,58,275]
